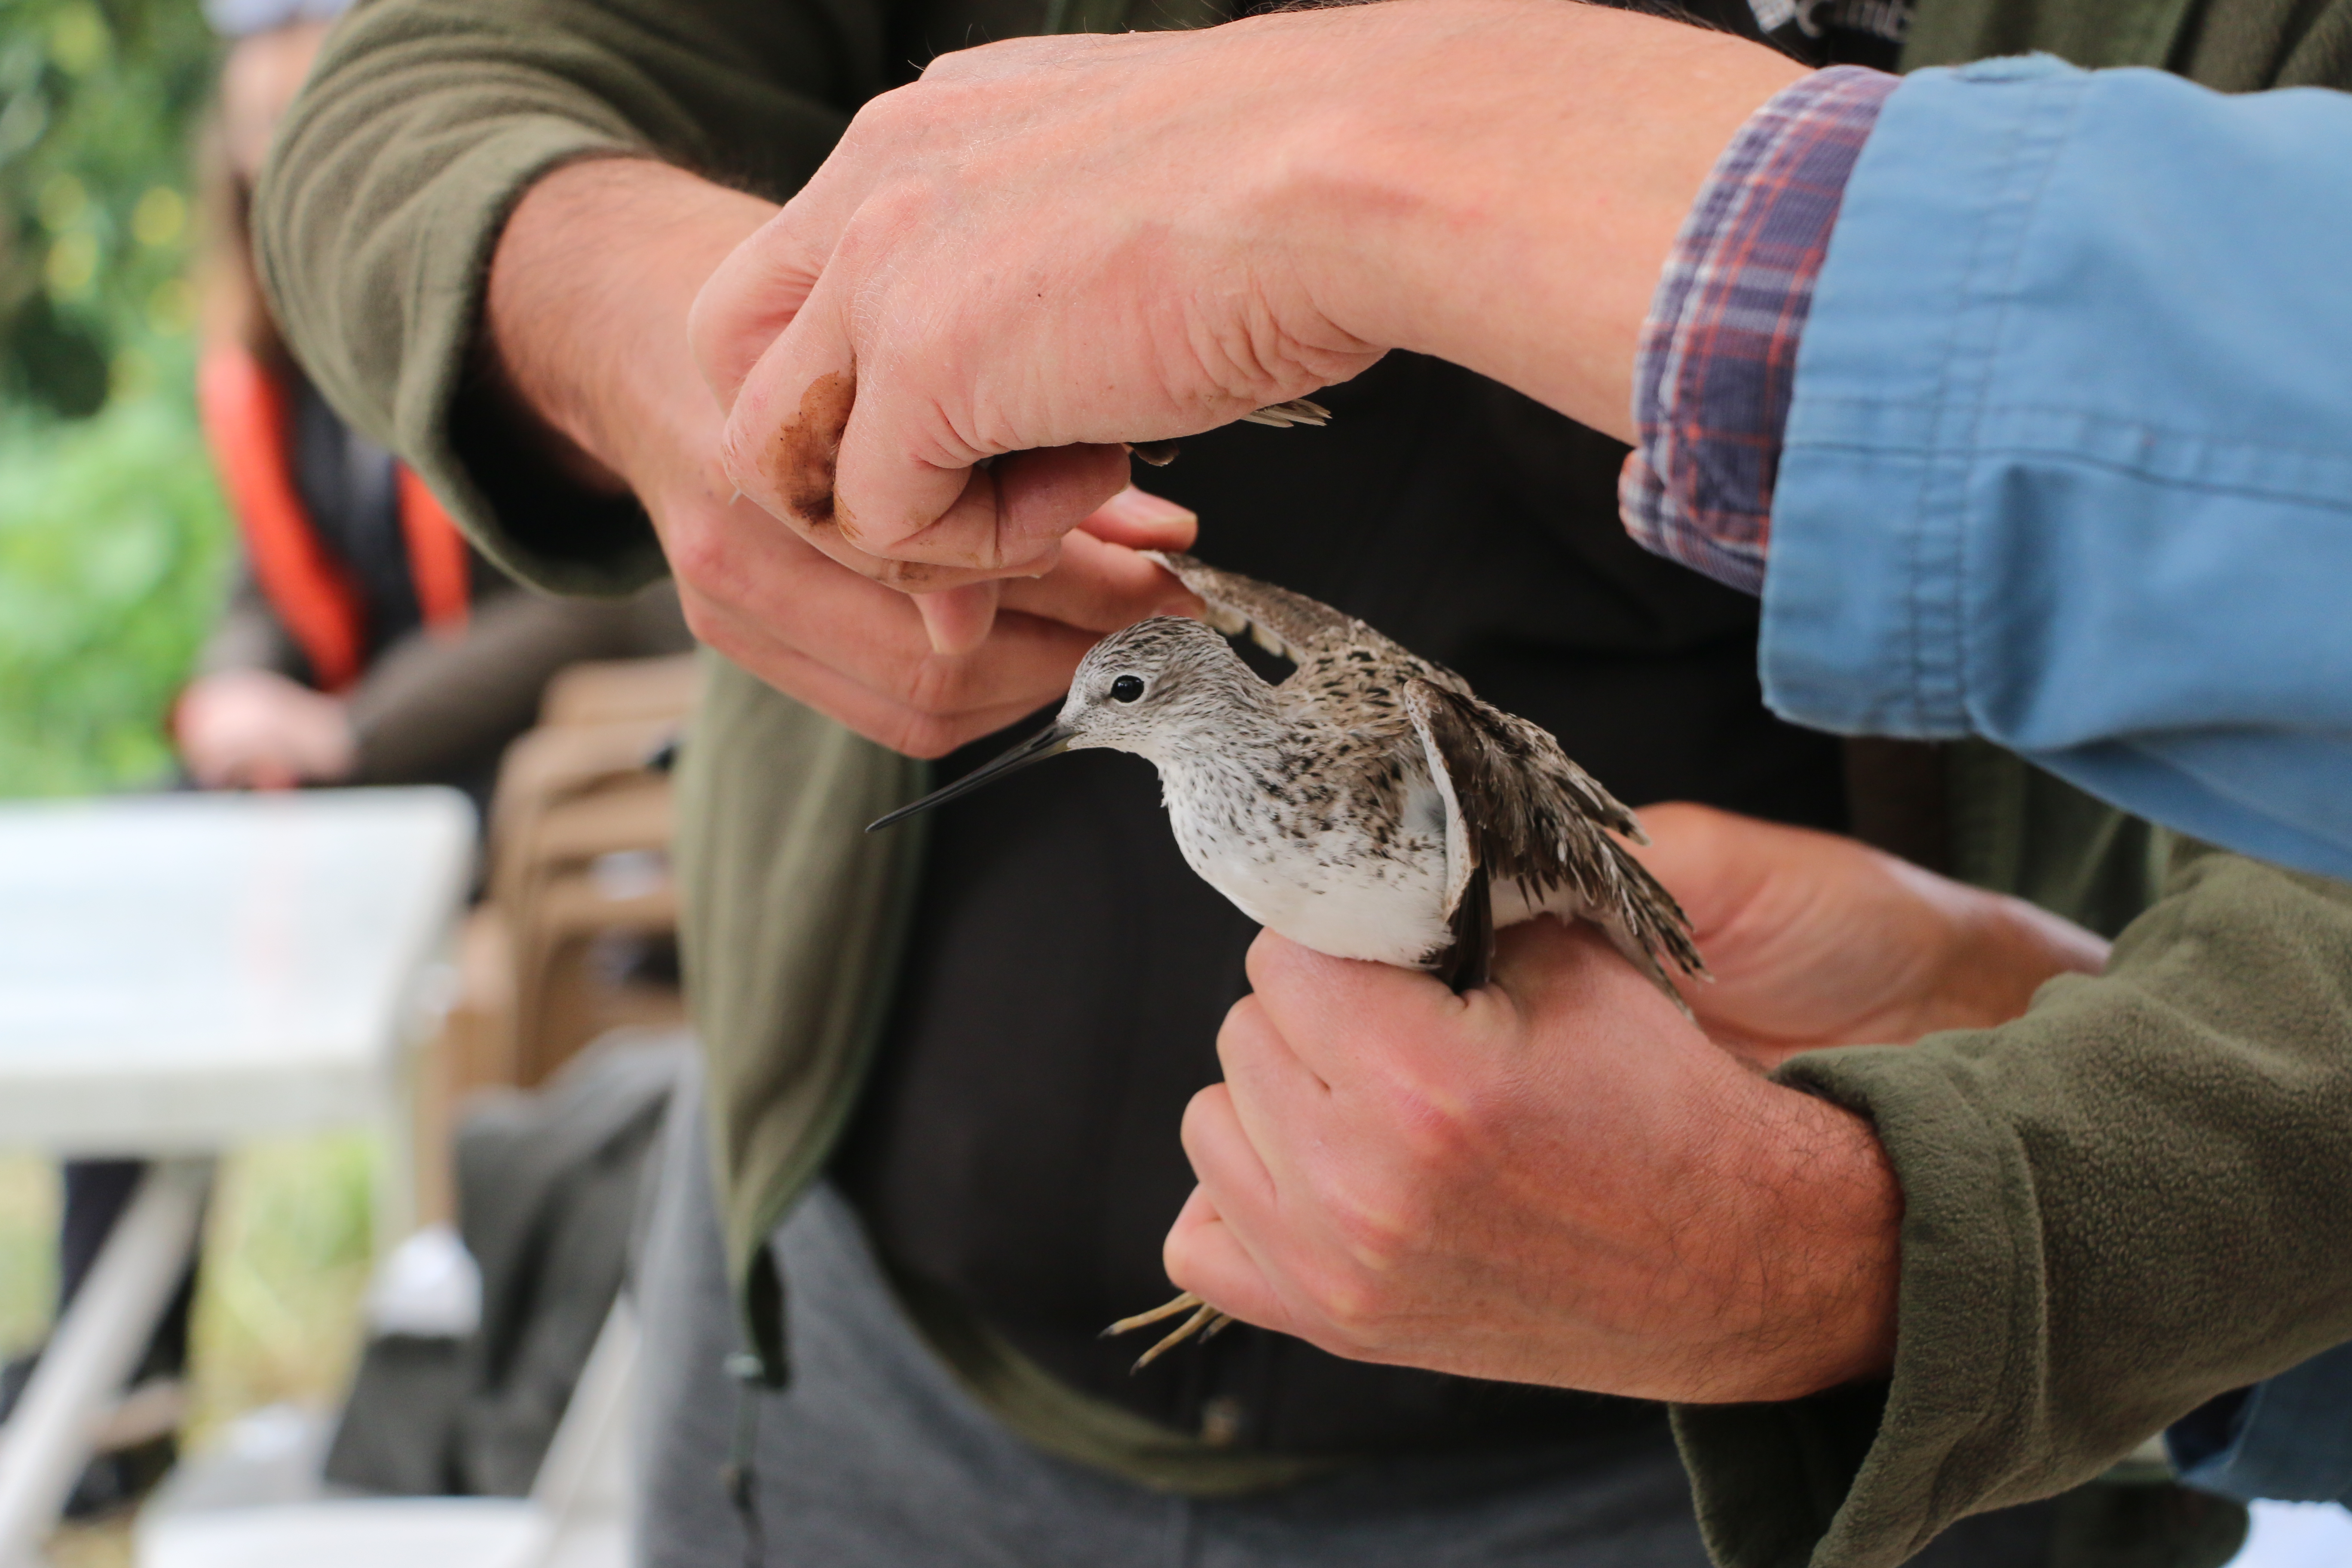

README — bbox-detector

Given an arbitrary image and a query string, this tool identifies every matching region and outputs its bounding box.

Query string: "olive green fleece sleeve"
[252,0,882,594]
[1673,844,2352,1568]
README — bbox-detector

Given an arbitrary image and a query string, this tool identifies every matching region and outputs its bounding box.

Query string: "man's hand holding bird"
[1166,805,2107,1402]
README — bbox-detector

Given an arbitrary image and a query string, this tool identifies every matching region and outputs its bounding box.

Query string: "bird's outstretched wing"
[1140,551,1430,673]
[1404,680,1704,1000]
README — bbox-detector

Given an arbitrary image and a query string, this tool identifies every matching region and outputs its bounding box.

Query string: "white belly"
[1157,769,1595,968]
[1194,833,1455,966]
[1161,771,1456,967]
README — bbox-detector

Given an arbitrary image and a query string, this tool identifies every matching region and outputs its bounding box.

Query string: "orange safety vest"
[197,344,470,693]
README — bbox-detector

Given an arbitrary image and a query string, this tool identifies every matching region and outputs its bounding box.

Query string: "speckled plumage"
[1067,553,1704,997]
[869,552,1707,1367]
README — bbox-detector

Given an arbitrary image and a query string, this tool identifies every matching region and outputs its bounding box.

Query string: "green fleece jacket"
[254,0,2352,1557]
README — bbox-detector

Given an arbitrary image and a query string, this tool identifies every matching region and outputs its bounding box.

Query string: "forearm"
[1763,61,2352,879]
[483,158,775,501]
[254,0,848,590]
[194,569,305,680]
[1684,1079,1903,1403]
[1614,58,2352,877]
[1678,845,2352,1568]
[344,584,681,784]
[1276,0,1804,443]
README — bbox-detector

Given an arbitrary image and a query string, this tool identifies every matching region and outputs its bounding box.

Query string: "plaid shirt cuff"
[1619,66,1899,596]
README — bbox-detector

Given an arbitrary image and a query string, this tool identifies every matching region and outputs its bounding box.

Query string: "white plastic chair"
[135,1294,637,1568]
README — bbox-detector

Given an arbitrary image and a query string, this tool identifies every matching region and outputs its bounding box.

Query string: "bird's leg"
[1238,398,1331,428]
[1105,1291,1206,1336]
[1135,1303,1226,1371]
[1104,1290,1233,1371]
[1123,399,1331,468]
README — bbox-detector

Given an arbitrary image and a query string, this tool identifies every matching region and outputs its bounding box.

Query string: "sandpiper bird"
[870,552,1705,1364]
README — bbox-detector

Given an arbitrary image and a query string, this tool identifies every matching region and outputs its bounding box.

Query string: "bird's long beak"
[866,721,1075,832]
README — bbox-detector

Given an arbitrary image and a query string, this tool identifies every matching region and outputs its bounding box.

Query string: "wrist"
[1702,1074,1902,1401]
[484,157,777,501]
[1277,0,1804,441]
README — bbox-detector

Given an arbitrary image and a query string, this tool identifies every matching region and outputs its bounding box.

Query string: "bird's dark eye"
[1110,675,1145,704]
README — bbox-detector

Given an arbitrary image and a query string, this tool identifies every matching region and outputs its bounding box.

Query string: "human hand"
[1634,803,2109,1068]
[485,159,1204,753]
[1166,917,1901,1403]
[175,668,357,789]
[689,0,1802,579]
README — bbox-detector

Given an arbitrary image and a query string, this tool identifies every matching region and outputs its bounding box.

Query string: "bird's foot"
[1124,399,1330,469]
[1238,398,1331,429]
[1103,1290,1232,1371]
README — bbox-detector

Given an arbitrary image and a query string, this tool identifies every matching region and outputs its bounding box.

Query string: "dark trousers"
[58,1160,196,1383]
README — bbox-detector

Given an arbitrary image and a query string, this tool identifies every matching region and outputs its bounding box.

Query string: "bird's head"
[1057,616,1262,759]
[866,617,1263,832]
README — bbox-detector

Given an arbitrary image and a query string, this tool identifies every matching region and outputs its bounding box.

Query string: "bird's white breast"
[1157,760,1457,968]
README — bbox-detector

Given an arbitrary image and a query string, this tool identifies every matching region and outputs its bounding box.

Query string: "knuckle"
[896,654,976,717]
[1215,994,1267,1061]
[1298,1260,1390,1344]
[674,592,726,649]
[870,557,954,590]
[714,422,772,506]
[1314,1165,1418,1276]
[1180,1081,1222,1139]
[1376,1067,1485,1176]
[662,521,735,597]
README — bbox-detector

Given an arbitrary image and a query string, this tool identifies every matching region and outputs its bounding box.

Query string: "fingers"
[914,583,1001,656]
[687,204,827,409]
[692,603,1060,757]
[673,530,1100,705]
[712,245,955,550]
[1079,486,1199,553]
[673,574,1090,756]
[718,290,1131,595]
[1212,993,1332,1201]
[851,440,1133,574]
[1170,1087,1300,1330]
[1163,1181,1291,1331]
[656,468,1207,757]
[999,530,1197,633]
[1240,930,1461,1088]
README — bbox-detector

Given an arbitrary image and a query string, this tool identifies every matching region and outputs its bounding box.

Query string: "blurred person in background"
[0,0,692,1519]
[176,1,691,806]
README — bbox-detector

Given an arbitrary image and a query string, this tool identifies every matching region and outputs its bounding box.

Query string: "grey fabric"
[636,1071,1715,1568]
[327,1035,685,1496]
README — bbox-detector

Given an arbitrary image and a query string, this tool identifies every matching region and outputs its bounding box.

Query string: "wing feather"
[1405,681,1704,998]
[1141,551,1427,672]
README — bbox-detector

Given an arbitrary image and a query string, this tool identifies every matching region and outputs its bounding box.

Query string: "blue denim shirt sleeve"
[1763,57,2352,881]
[2168,1342,2352,1506]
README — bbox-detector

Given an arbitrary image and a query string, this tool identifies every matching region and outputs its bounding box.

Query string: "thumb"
[687,206,827,410]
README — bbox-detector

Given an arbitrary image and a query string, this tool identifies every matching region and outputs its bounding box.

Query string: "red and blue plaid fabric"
[1619,66,1898,595]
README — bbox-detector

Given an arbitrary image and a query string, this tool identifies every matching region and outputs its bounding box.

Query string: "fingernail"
[1099,486,1197,527]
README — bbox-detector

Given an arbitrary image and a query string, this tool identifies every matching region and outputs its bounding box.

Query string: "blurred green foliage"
[0,1154,56,1360]
[3,0,217,409]
[0,0,233,797]
[0,380,230,793]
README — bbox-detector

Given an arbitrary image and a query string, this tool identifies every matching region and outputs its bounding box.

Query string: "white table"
[0,789,473,1568]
